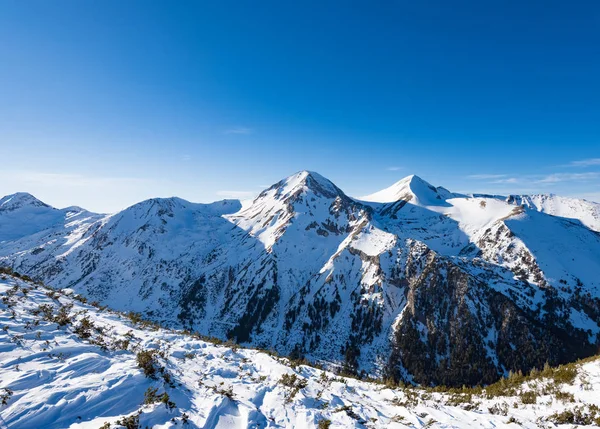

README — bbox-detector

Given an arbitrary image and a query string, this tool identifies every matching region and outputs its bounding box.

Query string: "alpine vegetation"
[1,272,600,428]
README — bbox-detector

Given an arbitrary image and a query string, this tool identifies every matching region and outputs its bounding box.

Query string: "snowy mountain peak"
[266,170,345,201]
[128,196,188,209]
[0,192,52,212]
[227,171,362,249]
[361,174,450,205]
[284,170,343,198]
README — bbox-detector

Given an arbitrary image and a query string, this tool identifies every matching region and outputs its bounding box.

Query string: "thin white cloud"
[386,166,402,171]
[537,172,600,183]
[224,127,253,135]
[215,190,257,199]
[568,158,600,167]
[491,177,519,184]
[467,174,507,180]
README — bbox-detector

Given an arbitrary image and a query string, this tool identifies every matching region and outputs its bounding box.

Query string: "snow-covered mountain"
[2,274,600,428]
[1,172,599,387]
[360,174,461,205]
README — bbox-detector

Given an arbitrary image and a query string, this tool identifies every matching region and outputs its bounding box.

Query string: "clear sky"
[1,0,599,212]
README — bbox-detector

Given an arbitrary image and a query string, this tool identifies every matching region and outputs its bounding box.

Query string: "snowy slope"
[3,275,600,429]
[506,194,600,232]
[0,172,599,388]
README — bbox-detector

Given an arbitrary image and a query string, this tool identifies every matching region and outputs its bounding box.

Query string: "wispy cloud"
[491,177,519,184]
[567,158,600,167]
[224,127,253,135]
[536,172,600,183]
[467,174,507,180]
[215,190,256,199]
[386,166,402,171]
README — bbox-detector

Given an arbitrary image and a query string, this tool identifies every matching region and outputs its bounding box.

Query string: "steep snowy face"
[481,209,600,296]
[213,171,376,346]
[226,170,367,249]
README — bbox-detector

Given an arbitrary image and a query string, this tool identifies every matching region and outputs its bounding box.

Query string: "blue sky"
[0,0,599,212]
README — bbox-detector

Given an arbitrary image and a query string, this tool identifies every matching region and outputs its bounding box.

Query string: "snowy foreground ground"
[1,275,600,429]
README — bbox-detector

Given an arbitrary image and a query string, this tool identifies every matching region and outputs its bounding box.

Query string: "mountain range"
[1,171,599,386]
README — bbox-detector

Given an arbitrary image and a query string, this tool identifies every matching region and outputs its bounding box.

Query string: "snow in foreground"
[1,275,600,429]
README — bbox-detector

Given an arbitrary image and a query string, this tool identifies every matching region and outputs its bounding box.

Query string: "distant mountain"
[504,193,600,232]
[360,174,462,204]
[1,171,599,386]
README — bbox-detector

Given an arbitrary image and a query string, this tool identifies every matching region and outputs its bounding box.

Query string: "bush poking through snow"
[279,373,306,388]
[31,303,54,320]
[554,391,575,403]
[279,373,308,402]
[114,338,130,351]
[547,405,600,425]
[143,387,160,405]
[137,350,160,379]
[520,390,537,405]
[317,418,331,429]
[54,305,73,327]
[213,385,235,400]
[159,392,176,410]
[1,388,13,406]
[143,386,176,410]
[115,411,141,429]
[73,316,94,339]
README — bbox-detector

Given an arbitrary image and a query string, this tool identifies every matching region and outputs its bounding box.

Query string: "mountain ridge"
[1,171,599,386]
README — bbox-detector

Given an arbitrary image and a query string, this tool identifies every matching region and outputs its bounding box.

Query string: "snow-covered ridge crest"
[504,193,600,232]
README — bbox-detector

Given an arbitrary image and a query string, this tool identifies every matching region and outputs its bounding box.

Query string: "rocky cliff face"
[1,171,599,386]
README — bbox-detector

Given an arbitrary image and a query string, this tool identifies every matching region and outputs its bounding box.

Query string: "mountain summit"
[0,192,51,212]
[261,170,347,201]
[361,175,455,205]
